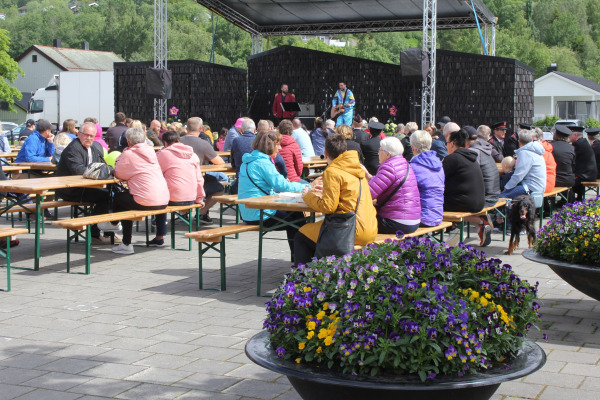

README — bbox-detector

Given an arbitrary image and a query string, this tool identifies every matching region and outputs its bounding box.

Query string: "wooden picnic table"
[0,176,120,270]
[0,152,19,159]
[13,162,57,171]
[216,151,230,157]
[2,165,31,174]
[153,146,164,151]
[236,194,314,295]
[201,163,235,173]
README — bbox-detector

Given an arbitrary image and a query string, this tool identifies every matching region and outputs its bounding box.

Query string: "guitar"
[331,104,346,119]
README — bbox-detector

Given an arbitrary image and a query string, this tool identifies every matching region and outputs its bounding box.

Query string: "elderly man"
[181,117,225,224]
[16,119,55,163]
[292,118,315,158]
[55,122,117,244]
[230,118,257,194]
[500,129,546,199]
[477,125,502,162]
[431,120,456,160]
[488,121,509,159]
[569,126,598,201]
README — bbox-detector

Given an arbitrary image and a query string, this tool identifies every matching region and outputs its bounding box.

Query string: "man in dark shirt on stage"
[272,84,296,125]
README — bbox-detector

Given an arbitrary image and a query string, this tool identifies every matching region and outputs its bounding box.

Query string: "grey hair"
[534,127,543,138]
[241,118,256,132]
[410,130,432,155]
[125,127,146,145]
[477,125,491,139]
[395,123,405,134]
[379,136,404,157]
[518,129,535,144]
[325,119,335,129]
[443,122,460,136]
[81,121,97,135]
[405,121,419,132]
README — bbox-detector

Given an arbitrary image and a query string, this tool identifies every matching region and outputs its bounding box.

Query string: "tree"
[0,28,22,110]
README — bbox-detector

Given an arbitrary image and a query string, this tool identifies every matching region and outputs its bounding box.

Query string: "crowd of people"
[4,111,600,261]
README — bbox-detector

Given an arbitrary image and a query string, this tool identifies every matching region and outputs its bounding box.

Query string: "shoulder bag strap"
[354,177,362,214]
[245,162,270,196]
[376,163,410,209]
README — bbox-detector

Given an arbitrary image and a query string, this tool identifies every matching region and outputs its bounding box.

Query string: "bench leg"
[188,209,193,251]
[145,217,150,246]
[67,229,71,273]
[85,226,91,275]
[220,237,226,291]
[0,240,12,292]
[197,240,226,291]
[257,210,264,297]
[539,199,544,230]
[459,219,464,244]
[34,195,41,271]
[171,212,176,250]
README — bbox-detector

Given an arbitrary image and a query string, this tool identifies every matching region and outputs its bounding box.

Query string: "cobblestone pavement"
[0,208,598,400]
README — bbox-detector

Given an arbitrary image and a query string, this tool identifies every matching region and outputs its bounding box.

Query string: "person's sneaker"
[98,221,122,233]
[480,225,492,247]
[91,235,111,245]
[147,238,165,247]
[43,209,54,219]
[483,214,493,228]
[112,243,134,255]
[198,213,213,225]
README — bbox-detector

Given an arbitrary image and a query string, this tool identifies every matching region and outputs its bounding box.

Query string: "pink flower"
[169,106,179,116]
[389,105,397,117]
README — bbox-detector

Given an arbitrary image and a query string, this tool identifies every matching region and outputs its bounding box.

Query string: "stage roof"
[196,0,496,36]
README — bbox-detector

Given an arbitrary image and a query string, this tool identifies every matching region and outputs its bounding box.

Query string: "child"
[500,156,515,191]
[51,133,72,164]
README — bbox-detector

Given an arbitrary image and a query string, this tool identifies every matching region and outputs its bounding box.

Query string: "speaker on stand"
[401,48,429,123]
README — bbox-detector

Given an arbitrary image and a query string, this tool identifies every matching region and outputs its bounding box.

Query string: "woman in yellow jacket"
[294,134,378,264]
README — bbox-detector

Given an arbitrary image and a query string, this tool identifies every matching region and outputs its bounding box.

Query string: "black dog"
[505,194,536,255]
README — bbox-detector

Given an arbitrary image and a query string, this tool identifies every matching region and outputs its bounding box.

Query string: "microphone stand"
[246,90,258,116]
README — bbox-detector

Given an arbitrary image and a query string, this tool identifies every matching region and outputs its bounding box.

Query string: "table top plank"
[201,163,235,173]
[12,162,57,171]
[237,194,314,212]
[0,175,120,194]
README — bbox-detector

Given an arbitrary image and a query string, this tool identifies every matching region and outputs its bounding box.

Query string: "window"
[32,54,37,62]
[29,99,43,113]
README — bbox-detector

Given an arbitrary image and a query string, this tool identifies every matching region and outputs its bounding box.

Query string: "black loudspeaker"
[401,48,429,81]
[146,68,173,99]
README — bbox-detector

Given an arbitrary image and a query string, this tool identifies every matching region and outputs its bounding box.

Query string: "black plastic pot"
[245,331,546,400]
[523,249,600,301]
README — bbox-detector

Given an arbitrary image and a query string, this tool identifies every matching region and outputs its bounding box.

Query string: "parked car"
[551,119,584,134]
[1,122,19,134]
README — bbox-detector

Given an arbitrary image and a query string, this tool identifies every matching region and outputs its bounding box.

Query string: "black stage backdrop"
[248,46,534,131]
[114,60,246,130]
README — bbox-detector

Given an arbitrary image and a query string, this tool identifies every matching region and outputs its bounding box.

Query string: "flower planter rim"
[523,249,600,270]
[245,331,546,391]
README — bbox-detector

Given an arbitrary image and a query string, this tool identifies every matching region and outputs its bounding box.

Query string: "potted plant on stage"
[383,105,398,136]
[524,196,600,301]
[246,238,546,400]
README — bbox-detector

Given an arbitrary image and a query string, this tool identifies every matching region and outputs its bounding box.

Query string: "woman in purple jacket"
[363,137,421,234]
[409,130,445,227]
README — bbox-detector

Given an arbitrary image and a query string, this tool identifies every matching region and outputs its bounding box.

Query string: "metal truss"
[251,34,263,55]
[154,0,168,122]
[484,23,497,56]
[421,0,437,128]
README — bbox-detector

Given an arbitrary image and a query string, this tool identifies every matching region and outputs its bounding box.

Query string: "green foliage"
[585,118,600,128]
[0,28,22,110]
[266,239,542,380]
[533,115,559,127]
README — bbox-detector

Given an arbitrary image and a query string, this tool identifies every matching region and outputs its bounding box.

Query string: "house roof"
[196,0,496,36]
[15,45,124,71]
[16,92,32,111]
[552,72,600,94]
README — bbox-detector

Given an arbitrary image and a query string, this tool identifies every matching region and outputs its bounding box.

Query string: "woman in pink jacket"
[148,131,206,247]
[110,127,170,254]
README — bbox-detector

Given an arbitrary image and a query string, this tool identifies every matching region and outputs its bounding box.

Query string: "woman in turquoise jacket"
[238,131,315,253]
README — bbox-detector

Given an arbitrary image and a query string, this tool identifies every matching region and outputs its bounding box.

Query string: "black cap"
[36,119,52,132]
[368,121,385,133]
[518,123,532,130]
[585,128,600,138]
[353,114,363,123]
[463,125,478,140]
[436,116,451,127]
[569,125,585,133]
[491,121,507,130]
[26,119,35,127]
[554,124,573,136]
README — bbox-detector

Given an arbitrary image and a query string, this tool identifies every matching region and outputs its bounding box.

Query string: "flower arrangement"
[168,106,180,123]
[384,105,398,136]
[265,238,543,381]
[535,196,600,266]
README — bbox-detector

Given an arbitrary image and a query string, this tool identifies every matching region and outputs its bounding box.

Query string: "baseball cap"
[36,119,52,132]
[26,119,35,126]
[436,116,451,127]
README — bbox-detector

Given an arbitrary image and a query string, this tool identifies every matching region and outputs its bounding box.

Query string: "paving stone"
[539,386,600,400]
[67,377,140,397]
[190,335,246,348]
[12,388,83,400]
[186,346,243,361]
[89,349,154,365]
[115,383,190,399]
[547,350,600,364]
[142,342,197,355]
[81,363,148,380]
[133,353,196,369]
[37,358,103,374]
[22,371,93,391]
[124,367,194,385]
[0,353,58,369]
[175,390,240,399]
[223,379,290,399]
[0,383,35,400]
[226,364,283,382]
[523,370,584,388]
[179,359,242,375]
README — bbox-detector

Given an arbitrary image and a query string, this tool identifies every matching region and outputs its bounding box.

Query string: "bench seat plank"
[0,228,29,238]
[186,224,259,242]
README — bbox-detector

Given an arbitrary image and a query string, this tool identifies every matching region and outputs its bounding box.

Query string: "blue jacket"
[410,151,445,226]
[16,131,54,162]
[431,136,448,160]
[230,131,256,175]
[223,126,240,152]
[292,129,315,158]
[505,142,546,194]
[310,128,333,156]
[238,150,306,222]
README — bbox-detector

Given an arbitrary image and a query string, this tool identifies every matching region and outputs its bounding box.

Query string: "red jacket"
[272,92,296,119]
[279,135,303,182]
[540,140,557,193]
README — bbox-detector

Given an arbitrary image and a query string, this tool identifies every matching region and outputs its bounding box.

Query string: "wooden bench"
[443,200,507,243]
[52,204,203,274]
[3,200,89,233]
[353,221,453,250]
[185,224,260,291]
[539,187,570,228]
[582,180,600,198]
[0,227,29,291]
[213,194,242,236]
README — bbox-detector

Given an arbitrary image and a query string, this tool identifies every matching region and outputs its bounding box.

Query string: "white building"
[534,71,600,122]
[14,43,123,94]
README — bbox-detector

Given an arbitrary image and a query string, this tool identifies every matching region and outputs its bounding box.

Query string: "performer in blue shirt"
[331,81,355,126]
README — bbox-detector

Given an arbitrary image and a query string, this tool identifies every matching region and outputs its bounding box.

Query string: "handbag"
[375,163,410,210]
[314,177,362,259]
[83,162,113,180]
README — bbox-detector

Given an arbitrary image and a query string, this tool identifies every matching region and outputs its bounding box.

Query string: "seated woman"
[148,131,205,247]
[238,131,314,254]
[443,129,485,212]
[362,137,421,234]
[59,119,78,140]
[335,124,364,164]
[277,120,304,182]
[110,127,170,255]
[294,135,377,265]
[409,130,445,227]
[310,117,329,157]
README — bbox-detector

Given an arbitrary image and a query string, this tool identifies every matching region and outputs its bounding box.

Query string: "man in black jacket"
[586,128,600,175]
[360,121,384,175]
[569,126,598,201]
[551,125,576,188]
[488,121,508,159]
[56,122,118,244]
[351,114,370,144]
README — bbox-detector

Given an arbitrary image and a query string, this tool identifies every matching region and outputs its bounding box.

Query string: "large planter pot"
[245,331,546,400]
[523,249,600,302]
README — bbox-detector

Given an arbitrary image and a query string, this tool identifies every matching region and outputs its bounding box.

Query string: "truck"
[27,70,115,129]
